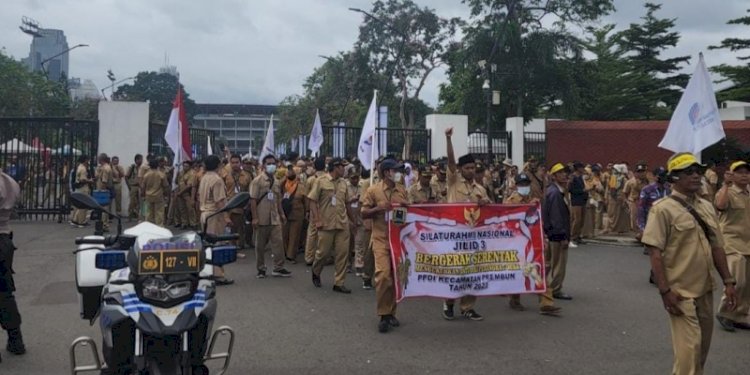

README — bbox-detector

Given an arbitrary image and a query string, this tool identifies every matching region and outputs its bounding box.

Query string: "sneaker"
[539,305,562,316]
[378,317,390,333]
[462,309,484,321]
[215,278,234,286]
[568,241,578,248]
[442,302,455,320]
[717,316,736,332]
[386,315,400,327]
[272,269,292,277]
[256,270,267,279]
[362,279,373,290]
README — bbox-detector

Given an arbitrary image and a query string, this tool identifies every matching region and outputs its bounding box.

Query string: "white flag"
[357,91,379,170]
[659,53,725,155]
[259,114,275,161]
[308,109,324,155]
[207,136,213,156]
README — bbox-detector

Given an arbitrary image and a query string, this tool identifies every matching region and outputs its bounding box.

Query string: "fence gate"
[0,117,99,221]
[148,123,217,160]
[524,132,546,163]
[467,130,511,165]
[320,126,432,164]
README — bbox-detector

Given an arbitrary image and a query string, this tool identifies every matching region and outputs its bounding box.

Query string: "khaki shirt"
[641,191,724,298]
[76,164,89,187]
[224,170,252,197]
[623,178,646,202]
[142,169,168,201]
[198,171,226,213]
[447,168,489,203]
[308,174,349,231]
[523,168,545,202]
[111,165,124,184]
[716,185,750,256]
[178,170,195,197]
[408,183,437,204]
[126,164,140,186]
[250,173,282,226]
[362,181,408,250]
[137,164,150,183]
[95,164,113,191]
[587,175,605,203]
[347,181,363,226]
[431,179,448,203]
[360,179,373,230]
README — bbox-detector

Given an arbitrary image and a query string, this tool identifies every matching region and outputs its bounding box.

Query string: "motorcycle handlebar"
[74,235,118,246]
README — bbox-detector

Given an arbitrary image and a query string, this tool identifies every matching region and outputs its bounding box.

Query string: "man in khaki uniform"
[140,159,169,226]
[702,162,719,200]
[714,160,750,332]
[442,127,490,322]
[361,158,409,333]
[250,154,291,278]
[199,155,234,285]
[125,154,143,220]
[94,154,114,231]
[345,169,363,273]
[504,173,561,315]
[242,158,258,249]
[111,156,125,216]
[623,163,649,233]
[431,165,448,203]
[304,157,327,265]
[523,156,545,202]
[310,158,353,293]
[408,166,438,204]
[70,155,92,227]
[137,155,154,221]
[224,155,252,249]
[176,161,198,229]
[642,152,737,375]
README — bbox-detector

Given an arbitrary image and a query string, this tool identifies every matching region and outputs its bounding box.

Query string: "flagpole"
[371,90,378,185]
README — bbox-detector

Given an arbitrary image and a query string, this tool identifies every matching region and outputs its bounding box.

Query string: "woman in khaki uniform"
[642,152,736,375]
[282,166,307,263]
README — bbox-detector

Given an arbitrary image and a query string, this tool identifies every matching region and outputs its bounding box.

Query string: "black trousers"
[0,234,21,331]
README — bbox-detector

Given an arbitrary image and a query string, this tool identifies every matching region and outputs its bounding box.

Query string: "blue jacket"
[542,184,571,242]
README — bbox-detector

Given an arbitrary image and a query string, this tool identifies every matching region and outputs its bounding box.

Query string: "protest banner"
[388,203,546,302]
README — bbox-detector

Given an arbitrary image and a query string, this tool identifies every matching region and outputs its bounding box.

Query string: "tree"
[709,9,750,102]
[113,71,197,123]
[70,97,100,120]
[0,51,70,117]
[439,0,615,127]
[618,2,689,118]
[356,0,459,156]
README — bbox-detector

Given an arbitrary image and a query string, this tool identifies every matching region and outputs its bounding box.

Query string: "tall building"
[24,28,69,81]
[192,104,277,155]
[68,78,102,101]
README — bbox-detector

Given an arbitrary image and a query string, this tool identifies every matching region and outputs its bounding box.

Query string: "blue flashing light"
[211,246,237,266]
[95,251,128,270]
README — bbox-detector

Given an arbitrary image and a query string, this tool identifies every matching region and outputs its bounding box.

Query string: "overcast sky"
[2,0,749,108]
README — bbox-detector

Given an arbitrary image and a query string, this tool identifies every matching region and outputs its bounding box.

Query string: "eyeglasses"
[678,166,705,176]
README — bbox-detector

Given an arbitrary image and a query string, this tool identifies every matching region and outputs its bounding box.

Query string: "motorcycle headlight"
[140,277,194,303]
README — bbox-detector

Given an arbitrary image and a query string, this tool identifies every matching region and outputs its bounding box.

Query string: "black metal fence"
[467,130,511,164]
[148,123,217,161]
[0,118,99,221]
[320,126,432,163]
[524,132,546,163]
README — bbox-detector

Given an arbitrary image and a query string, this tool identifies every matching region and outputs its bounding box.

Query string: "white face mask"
[392,172,403,182]
[265,164,277,174]
[517,186,531,196]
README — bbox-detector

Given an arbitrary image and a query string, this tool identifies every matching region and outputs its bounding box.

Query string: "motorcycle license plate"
[138,250,201,275]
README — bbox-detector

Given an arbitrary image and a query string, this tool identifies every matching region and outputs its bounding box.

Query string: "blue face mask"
[517,186,531,196]
[265,164,276,174]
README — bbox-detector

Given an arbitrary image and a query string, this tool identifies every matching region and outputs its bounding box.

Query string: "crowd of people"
[0,127,743,373]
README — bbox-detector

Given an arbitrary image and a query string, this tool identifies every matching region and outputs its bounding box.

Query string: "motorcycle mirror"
[222,192,250,212]
[71,192,104,211]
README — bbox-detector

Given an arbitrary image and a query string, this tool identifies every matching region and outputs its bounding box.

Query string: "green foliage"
[438,0,615,126]
[0,51,70,117]
[70,97,100,120]
[113,71,197,123]
[710,9,750,102]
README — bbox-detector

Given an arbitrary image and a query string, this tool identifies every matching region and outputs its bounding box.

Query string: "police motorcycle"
[69,191,250,375]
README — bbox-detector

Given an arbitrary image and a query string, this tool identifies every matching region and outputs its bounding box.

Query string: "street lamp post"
[40,43,89,79]
[101,76,135,101]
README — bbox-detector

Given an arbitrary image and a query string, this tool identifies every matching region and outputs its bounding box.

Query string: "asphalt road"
[1,221,748,375]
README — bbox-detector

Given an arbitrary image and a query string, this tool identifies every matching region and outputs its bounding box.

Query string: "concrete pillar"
[426,114,468,160]
[98,101,150,216]
[506,117,525,168]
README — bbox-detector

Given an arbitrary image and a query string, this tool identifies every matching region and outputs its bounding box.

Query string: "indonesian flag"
[165,86,192,164]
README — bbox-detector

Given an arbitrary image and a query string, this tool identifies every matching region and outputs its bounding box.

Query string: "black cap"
[573,161,585,169]
[457,154,476,166]
[636,164,648,172]
[379,159,404,172]
[515,173,531,184]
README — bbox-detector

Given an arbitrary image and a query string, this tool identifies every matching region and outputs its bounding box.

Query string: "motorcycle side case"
[75,236,107,320]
